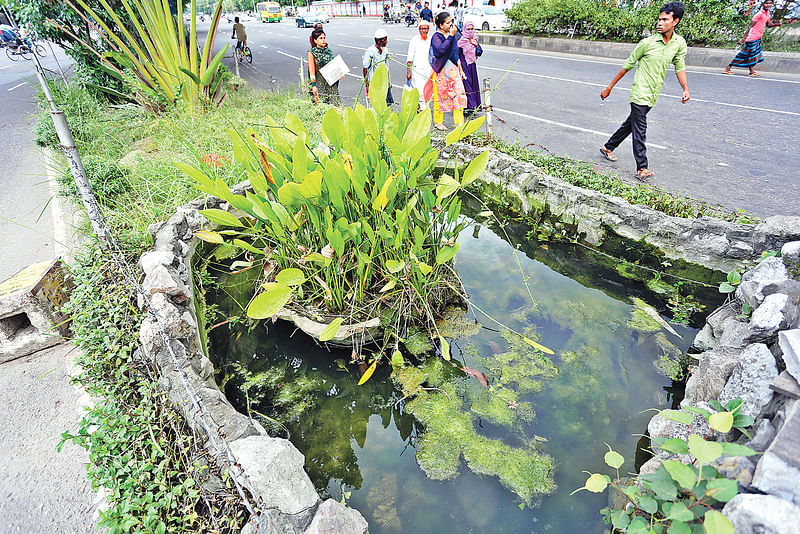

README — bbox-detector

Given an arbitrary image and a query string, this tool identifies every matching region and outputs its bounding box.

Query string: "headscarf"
[310,45,334,69]
[458,23,477,64]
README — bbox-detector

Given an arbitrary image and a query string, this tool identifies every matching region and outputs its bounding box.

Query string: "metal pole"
[483,77,493,138]
[45,41,67,81]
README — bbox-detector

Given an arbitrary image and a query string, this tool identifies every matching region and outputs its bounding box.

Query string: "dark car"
[296,11,324,28]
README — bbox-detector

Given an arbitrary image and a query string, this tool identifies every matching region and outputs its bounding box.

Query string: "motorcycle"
[405,12,417,26]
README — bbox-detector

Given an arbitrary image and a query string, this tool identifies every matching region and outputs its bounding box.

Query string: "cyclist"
[232,17,247,51]
[0,23,22,49]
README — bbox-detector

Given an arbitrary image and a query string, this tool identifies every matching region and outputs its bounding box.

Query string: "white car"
[309,10,330,23]
[463,6,509,32]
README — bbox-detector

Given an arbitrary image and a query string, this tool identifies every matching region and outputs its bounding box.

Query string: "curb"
[477,34,800,75]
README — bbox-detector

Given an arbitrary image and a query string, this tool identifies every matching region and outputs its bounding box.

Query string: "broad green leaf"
[667,521,691,534]
[199,208,244,228]
[523,336,555,355]
[321,107,343,147]
[201,45,229,86]
[583,473,609,493]
[665,501,695,522]
[688,434,723,465]
[638,495,658,514]
[435,174,461,200]
[439,336,450,360]
[663,459,698,489]
[732,413,755,429]
[653,437,690,455]
[724,398,744,414]
[391,350,403,367]
[683,405,712,418]
[660,409,694,426]
[379,279,397,293]
[719,442,757,457]
[278,182,305,206]
[175,161,215,192]
[445,116,486,146]
[386,259,406,274]
[319,317,344,342]
[370,64,389,115]
[706,478,738,502]
[194,230,223,244]
[357,360,378,385]
[461,150,490,187]
[276,268,306,287]
[247,284,293,319]
[300,170,323,201]
[718,282,736,294]
[709,400,725,412]
[703,510,734,534]
[709,411,734,433]
[418,262,433,276]
[627,517,650,534]
[435,244,461,265]
[727,270,742,285]
[401,107,432,150]
[604,450,624,469]
[610,509,631,530]
[640,465,678,500]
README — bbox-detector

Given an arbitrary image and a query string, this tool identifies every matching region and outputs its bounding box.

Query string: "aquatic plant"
[178,64,490,364]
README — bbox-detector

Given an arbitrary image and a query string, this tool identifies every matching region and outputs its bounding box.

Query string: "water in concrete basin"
[208,215,711,533]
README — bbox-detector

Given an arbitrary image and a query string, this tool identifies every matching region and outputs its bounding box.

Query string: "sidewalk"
[477,34,800,74]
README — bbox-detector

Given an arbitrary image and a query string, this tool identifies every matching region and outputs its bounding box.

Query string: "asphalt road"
[203,17,800,218]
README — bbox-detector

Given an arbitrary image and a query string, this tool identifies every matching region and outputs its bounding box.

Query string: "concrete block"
[0,259,71,363]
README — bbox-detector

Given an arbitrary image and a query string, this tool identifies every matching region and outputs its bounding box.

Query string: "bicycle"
[235,42,252,64]
[2,35,46,61]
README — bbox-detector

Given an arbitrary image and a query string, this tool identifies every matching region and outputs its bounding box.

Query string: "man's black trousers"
[604,103,652,171]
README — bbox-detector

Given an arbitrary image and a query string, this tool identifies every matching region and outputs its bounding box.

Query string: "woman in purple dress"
[457,22,482,117]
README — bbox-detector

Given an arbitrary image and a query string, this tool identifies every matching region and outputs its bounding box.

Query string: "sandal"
[434,123,447,131]
[636,169,655,180]
[722,70,733,75]
[748,72,760,77]
[599,147,618,162]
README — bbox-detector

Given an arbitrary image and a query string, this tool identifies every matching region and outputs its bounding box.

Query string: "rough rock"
[745,418,776,453]
[748,293,788,342]
[719,343,778,418]
[717,317,750,348]
[140,264,191,303]
[637,456,662,476]
[711,456,755,487]
[229,436,320,516]
[781,240,800,265]
[138,250,175,273]
[304,499,369,534]
[779,329,800,383]
[752,401,800,505]
[147,293,195,340]
[707,304,737,339]
[649,403,712,443]
[683,346,741,405]
[723,494,800,534]
[691,324,716,352]
[736,256,789,310]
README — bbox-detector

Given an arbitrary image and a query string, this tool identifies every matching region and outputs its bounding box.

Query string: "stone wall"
[137,186,367,534]
[444,144,800,273]
[644,242,800,533]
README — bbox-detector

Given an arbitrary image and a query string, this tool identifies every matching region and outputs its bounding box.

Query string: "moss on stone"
[366,473,401,530]
[627,297,665,332]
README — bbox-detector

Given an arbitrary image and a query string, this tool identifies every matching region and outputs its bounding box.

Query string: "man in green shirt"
[599,2,691,180]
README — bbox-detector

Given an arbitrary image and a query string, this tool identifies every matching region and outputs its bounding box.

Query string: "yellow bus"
[256,2,282,23]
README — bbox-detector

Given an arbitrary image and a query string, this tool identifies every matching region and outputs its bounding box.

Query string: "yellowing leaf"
[247,284,293,319]
[439,335,450,360]
[319,317,344,342]
[386,259,405,273]
[584,473,609,493]
[523,336,555,355]
[358,360,378,385]
[372,175,395,211]
[418,262,433,276]
[708,411,734,433]
[379,279,397,293]
[275,268,306,286]
[391,350,403,367]
[194,230,224,244]
[435,174,460,200]
[688,434,723,465]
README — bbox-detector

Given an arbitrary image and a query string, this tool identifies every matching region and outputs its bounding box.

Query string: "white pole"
[483,77,493,138]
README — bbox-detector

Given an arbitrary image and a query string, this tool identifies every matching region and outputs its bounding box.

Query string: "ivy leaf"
[708,412,734,433]
[703,510,734,534]
[319,318,344,342]
[357,360,378,386]
[688,434,723,465]
[663,459,698,489]
[660,409,694,426]
[706,478,738,502]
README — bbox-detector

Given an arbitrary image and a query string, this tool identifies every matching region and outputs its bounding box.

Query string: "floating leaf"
[709,411,734,433]
[703,510,734,534]
[276,268,306,287]
[584,473,609,493]
[688,434,723,465]
[522,336,555,355]
[439,335,450,360]
[320,317,344,342]
[461,366,489,387]
[247,284,293,319]
[194,230,224,244]
[357,360,378,385]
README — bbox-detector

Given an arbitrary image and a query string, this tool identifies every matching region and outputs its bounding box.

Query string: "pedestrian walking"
[723,0,782,77]
[363,28,394,106]
[430,11,467,130]
[599,2,690,181]
[458,21,483,117]
[307,28,340,106]
[420,2,433,22]
[362,5,366,17]
[407,20,434,110]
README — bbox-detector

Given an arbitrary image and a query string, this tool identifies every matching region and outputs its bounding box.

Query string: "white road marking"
[339,44,365,50]
[276,49,302,61]
[492,106,668,150]
[0,64,14,71]
[481,44,800,84]
[7,82,26,92]
[260,45,269,49]
[480,65,800,117]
